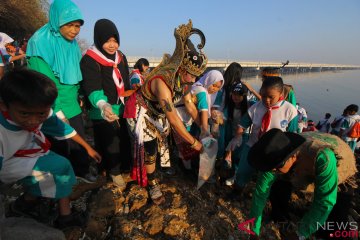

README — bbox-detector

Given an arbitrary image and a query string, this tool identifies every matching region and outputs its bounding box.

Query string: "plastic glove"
[211,110,224,125]
[100,103,119,122]
[226,136,242,151]
[200,129,211,140]
[211,123,220,138]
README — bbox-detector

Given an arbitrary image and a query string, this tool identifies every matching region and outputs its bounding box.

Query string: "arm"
[243,81,262,100]
[152,78,202,151]
[27,57,65,120]
[287,89,297,107]
[0,66,4,80]
[8,54,26,62]
[183,92,199,125]
[297,148,338,238]
[70,134,101,163]
[287,116,299,133]
[80,57,118,122]
[250,171,277,236]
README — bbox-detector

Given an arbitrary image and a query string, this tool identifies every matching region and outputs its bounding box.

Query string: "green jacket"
[27,57,82,119]
[249,148,338,238]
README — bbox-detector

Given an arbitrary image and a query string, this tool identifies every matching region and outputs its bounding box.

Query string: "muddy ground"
[3,153,360,240]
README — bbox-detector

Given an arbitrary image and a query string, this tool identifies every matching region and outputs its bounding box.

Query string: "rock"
[163,218,190,236]
[0,217,65,240]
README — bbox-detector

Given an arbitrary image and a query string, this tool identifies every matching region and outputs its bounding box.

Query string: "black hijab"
[94,19,119,60]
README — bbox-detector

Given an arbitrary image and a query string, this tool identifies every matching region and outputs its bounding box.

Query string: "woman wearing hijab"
[80,19,130,190]
[26,0,94,182]
[0,33,13,79]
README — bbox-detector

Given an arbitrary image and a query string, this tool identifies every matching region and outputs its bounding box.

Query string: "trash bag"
[197,137,218,189]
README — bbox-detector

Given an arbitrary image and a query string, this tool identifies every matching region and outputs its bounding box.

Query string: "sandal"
[148,181,165,205]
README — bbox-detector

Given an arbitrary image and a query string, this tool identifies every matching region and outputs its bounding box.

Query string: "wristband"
[190,138,198,149]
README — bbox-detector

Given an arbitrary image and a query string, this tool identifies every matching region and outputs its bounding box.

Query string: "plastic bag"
[197,137,218,189]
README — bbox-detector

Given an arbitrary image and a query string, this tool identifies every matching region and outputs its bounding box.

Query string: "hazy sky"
[69,0,360,65]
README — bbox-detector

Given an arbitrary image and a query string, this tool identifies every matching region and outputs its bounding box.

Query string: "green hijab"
[27,0,83,85]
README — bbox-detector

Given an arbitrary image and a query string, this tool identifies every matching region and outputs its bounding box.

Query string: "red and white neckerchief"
[130,69,144,85]
[85,46,125,104]
[258,97,285,138]
[1,111,51,158]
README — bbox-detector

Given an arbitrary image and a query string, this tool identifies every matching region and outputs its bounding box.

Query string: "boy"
[316,112,331,133]
[247,129,356,240]
[0,69,101,228]
[340,104,360,152]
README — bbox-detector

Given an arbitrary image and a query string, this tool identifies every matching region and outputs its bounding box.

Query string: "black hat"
[232,82,248,95]
[248,129,306,172]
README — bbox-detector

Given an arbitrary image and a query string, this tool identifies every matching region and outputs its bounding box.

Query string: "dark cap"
[248,128,306,172]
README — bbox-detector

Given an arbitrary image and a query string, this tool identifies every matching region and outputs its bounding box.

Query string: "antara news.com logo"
[238,218,359,238]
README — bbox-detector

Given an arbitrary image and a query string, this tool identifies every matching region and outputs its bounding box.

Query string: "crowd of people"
[0,0,359,239]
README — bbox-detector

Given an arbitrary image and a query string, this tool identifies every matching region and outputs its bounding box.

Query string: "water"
[244,70,360,122]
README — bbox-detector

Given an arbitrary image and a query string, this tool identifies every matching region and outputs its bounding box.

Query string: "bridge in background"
[127,57,360,72]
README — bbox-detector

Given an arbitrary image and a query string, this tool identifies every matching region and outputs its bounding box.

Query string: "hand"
[101,103,119,122]
[192,140,203,152]
[86,147,102,163]
[199,130,211,140]
[211,123,220,138]
[226,136,242,151]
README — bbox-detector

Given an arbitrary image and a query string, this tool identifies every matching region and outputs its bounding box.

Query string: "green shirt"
[87,90,124,120]
[27,57,82,119]
[287,89,297,107]
[249,148,338,238]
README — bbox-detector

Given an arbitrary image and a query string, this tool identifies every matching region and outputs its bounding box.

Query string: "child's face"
[208,81,223,94]
[0,102,51,130]
[102,37,119,55]
[231,93,244,105]
[260,87,282,107]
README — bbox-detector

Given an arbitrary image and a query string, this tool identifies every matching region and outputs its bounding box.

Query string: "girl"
[130,58,150,90]
[221,82,250,185]
[191,70,224,137]
[26,0,94,182]
[174,70,224,170]
[80,19,130,189]
[227,76,298,199]
[340,104,360,152]
[213,62,261,158]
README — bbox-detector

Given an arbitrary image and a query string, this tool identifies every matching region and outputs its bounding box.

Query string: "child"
[0,69,101,228]
[296,103,307,133]
[340,104,360,152]
[248,129,356,240]
[191,70,224,138]
[303,119,317,132]
[316,113,331,133]
[130,58,150,90]
[227,76,298,199]
[330,109,347,136]
[81,19,131,189]
[213,63,260,158]
[220,82,250,185]
[260,65,296,107]
[175,70,224,170]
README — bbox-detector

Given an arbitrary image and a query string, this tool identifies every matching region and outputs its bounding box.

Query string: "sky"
[68,0,360,65]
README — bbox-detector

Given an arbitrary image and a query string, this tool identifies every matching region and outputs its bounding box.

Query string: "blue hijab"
[27,0,83,85]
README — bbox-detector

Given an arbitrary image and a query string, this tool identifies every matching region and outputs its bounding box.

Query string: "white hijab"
[0,33,14,56]
[192,70,224,115]
[0,32,14,49]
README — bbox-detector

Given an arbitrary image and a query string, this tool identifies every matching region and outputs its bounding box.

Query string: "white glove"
[211,110,224,124]
[100,103,119,122]
[211,123,220,139]
[226,136,242,151]
[200,130,211,140]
